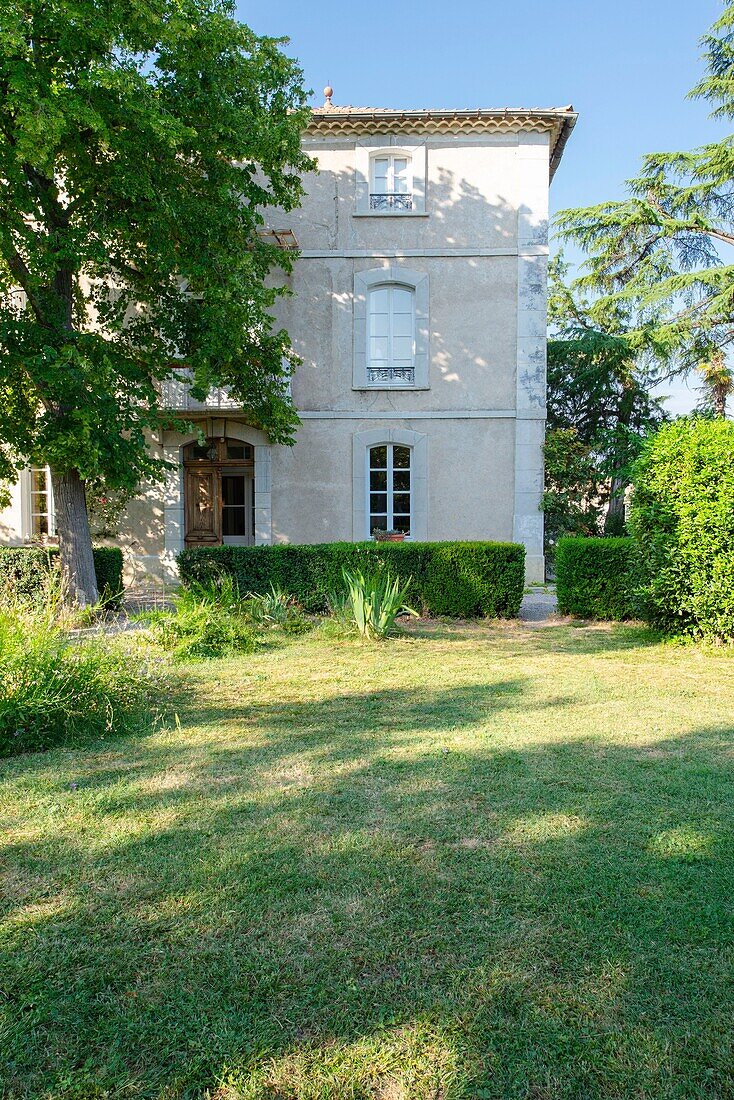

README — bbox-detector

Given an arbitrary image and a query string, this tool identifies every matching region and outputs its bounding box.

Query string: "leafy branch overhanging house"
[0,91,576,585]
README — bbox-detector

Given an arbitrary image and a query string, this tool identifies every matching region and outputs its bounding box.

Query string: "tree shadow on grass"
[2,677,734,1098]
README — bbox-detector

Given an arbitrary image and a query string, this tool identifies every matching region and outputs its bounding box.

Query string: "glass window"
[369,154,413,211]
[368,444,412,536]
[29,466,55,538]
[367,285,415,385]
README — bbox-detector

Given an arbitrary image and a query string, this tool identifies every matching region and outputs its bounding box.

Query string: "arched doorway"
[183,437,255,547]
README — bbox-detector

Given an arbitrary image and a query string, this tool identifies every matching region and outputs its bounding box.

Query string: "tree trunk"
[605,475,627,534]
[50,469,99,607]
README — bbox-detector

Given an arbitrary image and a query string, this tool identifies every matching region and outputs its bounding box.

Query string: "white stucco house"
[0,92,576,585]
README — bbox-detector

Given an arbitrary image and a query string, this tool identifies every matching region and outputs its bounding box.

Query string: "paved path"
[519,587,558,624]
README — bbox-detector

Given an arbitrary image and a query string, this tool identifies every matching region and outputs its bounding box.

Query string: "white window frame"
[366,442,413,537]
[353,266,430,390]
[20,465,56,541]
[367,283,416,386]
[352,428,428,541]
[369,153,413,211]
[354,139,427,216]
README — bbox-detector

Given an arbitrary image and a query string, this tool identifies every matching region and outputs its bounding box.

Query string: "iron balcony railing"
[369,193,413,211]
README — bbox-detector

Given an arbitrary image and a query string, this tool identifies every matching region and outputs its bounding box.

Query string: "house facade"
[0,95,576,585]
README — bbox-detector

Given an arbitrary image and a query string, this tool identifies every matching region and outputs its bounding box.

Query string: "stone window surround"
[162,420,272,576]
[352,427,428,541]
[354,137,427,216]
[353,266,430,390]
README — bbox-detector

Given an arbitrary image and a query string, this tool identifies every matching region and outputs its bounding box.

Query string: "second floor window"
[370,154,412,211]
[368,284,415,385]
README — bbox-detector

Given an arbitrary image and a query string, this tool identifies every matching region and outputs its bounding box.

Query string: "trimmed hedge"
[629,418,734,640]
[555,537,639,621]
[177,541,526,619]
[0,546,124,608]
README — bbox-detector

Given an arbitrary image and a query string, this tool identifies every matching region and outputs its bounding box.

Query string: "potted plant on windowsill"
[373,528,407,543]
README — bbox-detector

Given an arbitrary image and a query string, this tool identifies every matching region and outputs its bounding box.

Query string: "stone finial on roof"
[323,84,333,108]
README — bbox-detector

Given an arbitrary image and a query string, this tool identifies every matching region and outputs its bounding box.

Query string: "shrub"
[342,566,418,638]
[177,541,525,619]
[147,582,258,660]
[0,609,160,756]
[0,546,124,609]
[629,418,734,640]
[555,537,639,620]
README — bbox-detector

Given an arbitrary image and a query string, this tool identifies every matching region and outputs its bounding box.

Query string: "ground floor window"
[368,444,412,536]
[30,466,55,539]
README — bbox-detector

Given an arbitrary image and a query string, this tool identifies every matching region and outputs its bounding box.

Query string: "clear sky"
[239,0,726,413]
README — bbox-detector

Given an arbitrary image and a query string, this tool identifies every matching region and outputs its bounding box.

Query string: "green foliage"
[555,5,734,370]
[545,259,667,557]
[0,609,160,756]
[629,418,734,640]
[0,546,123,609]
[147,581,258,660]
[177,541,526,619]
[244,585,311,634]
[341,567,417,638]
[555,537,640,621]
[0,0,312,600]
[542,427,604,562]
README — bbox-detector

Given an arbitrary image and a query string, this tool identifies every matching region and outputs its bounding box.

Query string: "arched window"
[368,443,412,536]
[370,153,413,211]
[367,284,415,386]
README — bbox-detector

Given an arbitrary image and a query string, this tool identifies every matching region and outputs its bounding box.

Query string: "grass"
[2,619,734,1098]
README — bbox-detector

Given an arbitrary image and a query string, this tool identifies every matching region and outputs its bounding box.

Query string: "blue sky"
[240,0,726,412]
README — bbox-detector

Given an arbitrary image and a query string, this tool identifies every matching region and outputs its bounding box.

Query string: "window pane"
[370,287,390,312]
[369,310,389,337]
[393,447,411,468]
[370,516,388,532]
[392,312,413,338]
[31,468,47,494]
[33,514,49,537]
[393,493,411,514]
[370,493,387,513]
[222,475,245,506]
[393,515,411,533]
[369,446,387,469]
[222,507,246,536]
[226,443,251,460]
[392,287,413,313]
[370,469,387,491]
[393,470,410,492]
[392,337,413,362]
[369,336,389,363]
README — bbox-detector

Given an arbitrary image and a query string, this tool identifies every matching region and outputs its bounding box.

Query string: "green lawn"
[2,621,734,1099]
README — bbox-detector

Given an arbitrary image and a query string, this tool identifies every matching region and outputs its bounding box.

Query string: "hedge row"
[177,541,526,618]
[555,537,639,621]
[629,418,734,641]
[0,546,124,609]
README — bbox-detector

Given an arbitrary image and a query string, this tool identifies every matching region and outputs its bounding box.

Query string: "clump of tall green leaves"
[341,567,417,639]
[147,578,258,660]
[0,607,163,756]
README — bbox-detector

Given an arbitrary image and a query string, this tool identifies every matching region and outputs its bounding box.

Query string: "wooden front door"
[184,467,220,546]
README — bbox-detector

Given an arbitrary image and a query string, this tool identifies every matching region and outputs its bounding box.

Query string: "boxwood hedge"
[555,536,639,621]
[0,546,124,608]
[177,541,525,618]
[629,418,734,640]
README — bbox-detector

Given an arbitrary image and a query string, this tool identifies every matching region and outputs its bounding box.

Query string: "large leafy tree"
[555,3,734,374]
[544,262,667,554]
[0,0,311,604]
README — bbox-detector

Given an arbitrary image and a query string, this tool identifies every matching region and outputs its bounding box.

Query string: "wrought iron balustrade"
[369,193,413,211]
[367,367,415,385]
